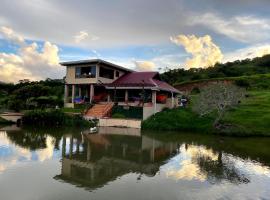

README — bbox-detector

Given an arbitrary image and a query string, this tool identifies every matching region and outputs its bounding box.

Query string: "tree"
[193,83,245,127]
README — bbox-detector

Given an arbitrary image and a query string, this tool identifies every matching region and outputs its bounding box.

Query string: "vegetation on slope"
[161,54,270,85]
[142,108,214,133]
[222,91,270,136]
[143,90,270,136]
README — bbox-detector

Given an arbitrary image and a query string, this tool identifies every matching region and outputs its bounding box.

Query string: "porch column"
[171,92,174,108]
[90,84,94,103]
[69,136,73,159]
[71,85,75,104]
[107,92,111,102]
[79,86,82,97]
[64,84,69,103]
[125,90,128,102]
[62,136,66,157]
[152,90,157,114]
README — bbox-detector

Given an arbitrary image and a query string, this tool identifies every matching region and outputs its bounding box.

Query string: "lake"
[1,125,270,200]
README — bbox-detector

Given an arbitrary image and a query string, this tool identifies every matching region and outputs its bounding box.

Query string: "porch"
[64,84,108,108]
[64,84,179,120]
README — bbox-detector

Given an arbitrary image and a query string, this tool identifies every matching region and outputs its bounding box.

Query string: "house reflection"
[54,130,178,190]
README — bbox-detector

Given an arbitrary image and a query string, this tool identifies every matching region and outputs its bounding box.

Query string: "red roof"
[107,72,180,93]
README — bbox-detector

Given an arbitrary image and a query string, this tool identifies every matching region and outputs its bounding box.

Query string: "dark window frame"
[99,66,114,79]
[75,65,96,78]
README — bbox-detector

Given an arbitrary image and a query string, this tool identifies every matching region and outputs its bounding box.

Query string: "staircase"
[84,103,114,119]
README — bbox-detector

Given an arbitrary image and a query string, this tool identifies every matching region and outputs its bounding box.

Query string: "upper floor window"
[115,71,120,78]
[75,66,96,78]
[99,66,114,79]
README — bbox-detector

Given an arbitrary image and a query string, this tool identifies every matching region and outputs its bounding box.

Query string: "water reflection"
[1,126,270,199]
[55,132,178,190]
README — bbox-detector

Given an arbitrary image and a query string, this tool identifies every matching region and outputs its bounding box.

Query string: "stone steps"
[85,103,114,118]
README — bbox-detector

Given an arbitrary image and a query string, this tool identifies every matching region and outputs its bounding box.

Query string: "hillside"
[161,54,270,85]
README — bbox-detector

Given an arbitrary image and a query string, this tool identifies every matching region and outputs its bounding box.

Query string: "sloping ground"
[142,90,270,136]
[222,90,270,135]
[85,103,114,119]
[174,73,270,93]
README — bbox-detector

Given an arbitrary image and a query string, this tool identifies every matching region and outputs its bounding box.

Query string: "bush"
[112,113,126,118]
[0,117,14,125]
[22,110,91,127]
[142,108,214,133]
[235,79,250,88]
[112,106,143,119]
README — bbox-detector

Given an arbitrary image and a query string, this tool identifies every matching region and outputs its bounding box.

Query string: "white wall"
[99,118,141,128]
[143,104,166,120]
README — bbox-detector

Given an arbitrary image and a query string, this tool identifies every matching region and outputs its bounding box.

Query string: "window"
[99,66,114,79]
[115,71,119,78]
[75,66,96,78]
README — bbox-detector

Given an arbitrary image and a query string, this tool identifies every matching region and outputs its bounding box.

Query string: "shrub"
[235,79,250,88]
[22,110,91,127]
[112,113,126,118]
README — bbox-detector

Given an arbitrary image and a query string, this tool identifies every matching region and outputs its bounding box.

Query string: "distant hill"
[160,54,270,85]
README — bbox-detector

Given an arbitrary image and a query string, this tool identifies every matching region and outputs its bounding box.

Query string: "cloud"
[223,44,270,62]
[74,30,99,44]
[170,34,223,68]
[0,26,63,83]
[192,13,270,43]
[0,26,25,45]
[74,31,89,43]
[0,0,190,47]
[0,132,56,173]
[134,60,156,71]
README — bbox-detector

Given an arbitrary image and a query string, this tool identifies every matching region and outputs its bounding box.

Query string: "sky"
[1,0,270,82]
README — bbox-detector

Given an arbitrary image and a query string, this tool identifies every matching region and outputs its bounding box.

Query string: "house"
[54,133,178,190]
[61,59,181,120]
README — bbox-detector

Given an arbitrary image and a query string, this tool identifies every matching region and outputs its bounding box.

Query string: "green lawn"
[142,90,270,136]
[61,107,86,114]
[222,90,270,135]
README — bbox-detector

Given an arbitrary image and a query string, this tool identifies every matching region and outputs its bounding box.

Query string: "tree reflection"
[6,131,47,150]
[194,150,250,184]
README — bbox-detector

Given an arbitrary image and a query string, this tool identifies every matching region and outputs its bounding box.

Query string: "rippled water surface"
[1,125,270,200]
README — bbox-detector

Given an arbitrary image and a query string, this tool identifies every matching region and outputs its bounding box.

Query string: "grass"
[142,107,214,133]
[143,90,270,136]
[175,73,270,90]
[222,90,270,136]
[61,107,86,113]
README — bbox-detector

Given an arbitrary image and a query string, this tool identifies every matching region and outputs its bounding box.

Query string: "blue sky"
[1,0,270,82]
